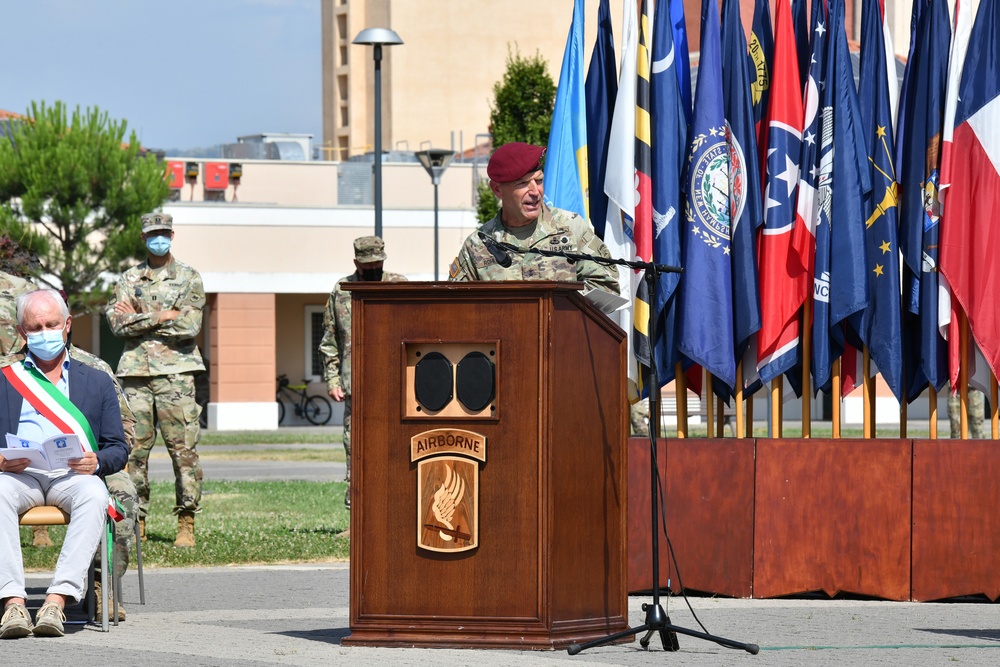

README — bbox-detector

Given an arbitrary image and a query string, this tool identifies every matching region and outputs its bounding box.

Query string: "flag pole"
[802,301,812,437]
[771,379,782,438]
[863,346,874,438]
[960,311,969,439]
[675,362,688,438]
[736,364,745,439]
[991,373,998,439]
[832,358,842,438]
[717,396,725,437]
[929,386,938,439]
[705,369,715,438]
[900,396,907,438]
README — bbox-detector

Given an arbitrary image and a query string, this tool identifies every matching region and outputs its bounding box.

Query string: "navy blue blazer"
[1,357,129,475]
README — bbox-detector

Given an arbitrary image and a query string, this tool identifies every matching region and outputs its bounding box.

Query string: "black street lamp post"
[415,149,456,280]
[352,27,403,238]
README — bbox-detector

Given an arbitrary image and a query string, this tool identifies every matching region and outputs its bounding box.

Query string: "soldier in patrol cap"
[319,236,407,532]
[105,212,205,548]
[449,142,619,296]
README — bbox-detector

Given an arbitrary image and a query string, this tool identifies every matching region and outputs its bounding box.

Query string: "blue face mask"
[146,236,172,256]
[26,329,66,361]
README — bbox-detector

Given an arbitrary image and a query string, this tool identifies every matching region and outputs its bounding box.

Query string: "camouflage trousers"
[94,471,138,576]
[343,394,351,510]
[630,401,650,437]
[948,389,987,438]
[123,373,203,517]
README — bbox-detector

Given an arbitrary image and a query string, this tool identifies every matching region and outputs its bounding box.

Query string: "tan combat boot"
[32,526,55,547]
[174,512,196,548]
[139,518,146,541]
[94,580,126,622]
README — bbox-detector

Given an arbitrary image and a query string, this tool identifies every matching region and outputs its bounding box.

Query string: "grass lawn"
[198,430,342,446]
[20,480,350,571]
[173,448,346,463]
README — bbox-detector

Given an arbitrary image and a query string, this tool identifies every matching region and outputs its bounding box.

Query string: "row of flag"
[542,0,1000,405]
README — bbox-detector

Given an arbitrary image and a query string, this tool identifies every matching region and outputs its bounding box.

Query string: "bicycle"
[276,374,333,425]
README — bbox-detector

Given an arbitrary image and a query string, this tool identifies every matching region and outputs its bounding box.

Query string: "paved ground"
[5,565,1000,666]
[16,429,993,665]
[148,452,345,483]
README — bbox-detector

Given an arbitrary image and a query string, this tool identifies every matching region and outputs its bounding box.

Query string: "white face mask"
[26,329,66,361]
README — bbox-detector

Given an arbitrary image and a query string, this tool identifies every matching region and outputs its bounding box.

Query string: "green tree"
[477,48,556,223]
[0,101,169,313]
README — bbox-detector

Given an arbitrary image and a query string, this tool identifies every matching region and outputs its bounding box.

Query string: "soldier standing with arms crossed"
[319,236,406,536]
[106,213,205,548]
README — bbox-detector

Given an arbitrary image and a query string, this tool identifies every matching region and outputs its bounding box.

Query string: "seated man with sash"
[0,289,128,639]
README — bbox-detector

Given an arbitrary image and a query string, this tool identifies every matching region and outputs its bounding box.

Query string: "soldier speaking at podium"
[449,142,620,297]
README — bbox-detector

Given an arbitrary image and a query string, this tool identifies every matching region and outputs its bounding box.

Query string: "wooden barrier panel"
[627,438,753,597]
[912,440,1000,601]
[665,438,754,598]
[626,437,669,593]
[754,439,911,600]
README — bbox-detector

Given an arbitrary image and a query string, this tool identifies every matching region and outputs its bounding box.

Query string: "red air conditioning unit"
[166,161,184,189]
[203,162,230,191]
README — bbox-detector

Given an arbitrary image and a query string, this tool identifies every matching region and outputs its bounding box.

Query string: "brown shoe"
[0,603,33,639]
[174,512,195,548]
[336,527,350,539]
[32,602,65,637]
[139,518,147,542]
[94,581,126,622]
[32,526,55,548]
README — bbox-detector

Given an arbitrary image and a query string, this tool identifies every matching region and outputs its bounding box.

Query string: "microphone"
[478,232,512,268]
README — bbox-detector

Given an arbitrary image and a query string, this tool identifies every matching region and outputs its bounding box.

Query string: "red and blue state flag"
[940,0,1000,384]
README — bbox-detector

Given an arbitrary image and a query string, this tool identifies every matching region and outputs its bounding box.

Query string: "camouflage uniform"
[319,236,406,509]
[448,204,620,296]
[949,388,987,438]
[0,270,36,357]
[66,346,139,574]
[630,400,650,437]
[106,257,205,518]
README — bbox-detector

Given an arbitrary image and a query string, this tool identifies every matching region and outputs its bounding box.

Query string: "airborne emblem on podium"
[412,428,486,553]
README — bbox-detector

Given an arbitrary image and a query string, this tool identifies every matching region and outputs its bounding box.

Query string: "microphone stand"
[485,237,759,656]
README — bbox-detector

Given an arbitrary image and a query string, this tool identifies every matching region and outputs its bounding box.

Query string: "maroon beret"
[486,142,546,183]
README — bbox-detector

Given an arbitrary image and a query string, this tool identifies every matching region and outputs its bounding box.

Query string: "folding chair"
[19,505,114,631]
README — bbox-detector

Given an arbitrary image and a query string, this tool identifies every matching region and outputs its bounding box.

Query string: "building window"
[305,306,327,381]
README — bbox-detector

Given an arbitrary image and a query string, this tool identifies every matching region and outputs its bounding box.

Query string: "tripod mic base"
[639,602,680,651]
[566,601,759,656]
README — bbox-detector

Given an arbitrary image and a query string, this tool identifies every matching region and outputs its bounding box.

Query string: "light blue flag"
[544,0,588,219]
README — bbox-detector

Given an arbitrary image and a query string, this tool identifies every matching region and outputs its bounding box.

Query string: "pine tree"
[477,48,556,223]
[0,101,169,313]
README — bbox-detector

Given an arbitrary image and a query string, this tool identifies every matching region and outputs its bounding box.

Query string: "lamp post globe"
[415,149,456,281]
[353,28,403,238]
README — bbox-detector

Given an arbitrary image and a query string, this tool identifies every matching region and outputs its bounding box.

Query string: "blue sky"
[2,0,321,151]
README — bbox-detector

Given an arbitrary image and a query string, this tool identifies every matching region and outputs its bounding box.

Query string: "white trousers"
[0,471,107,602]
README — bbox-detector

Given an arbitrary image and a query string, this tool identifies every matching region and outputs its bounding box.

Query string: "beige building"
[79,157,481,431]
[321,0,626,161]
[320,0,915,162]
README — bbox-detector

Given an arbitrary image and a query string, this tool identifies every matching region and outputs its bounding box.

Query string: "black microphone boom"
[478,232,513,268]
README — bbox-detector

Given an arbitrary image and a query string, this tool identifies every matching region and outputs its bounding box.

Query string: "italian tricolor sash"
[2,361,98,453]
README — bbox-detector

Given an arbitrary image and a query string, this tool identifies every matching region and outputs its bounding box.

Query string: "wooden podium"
[341,282,629,649]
